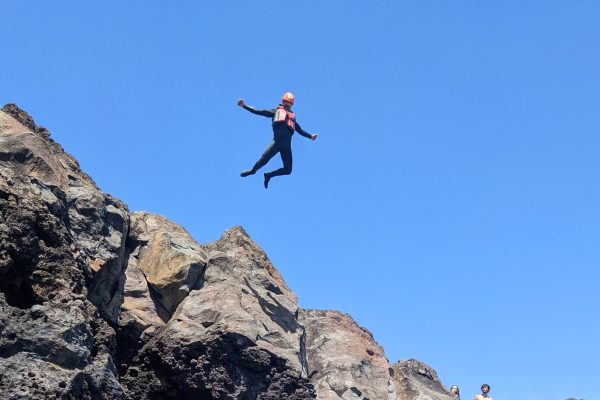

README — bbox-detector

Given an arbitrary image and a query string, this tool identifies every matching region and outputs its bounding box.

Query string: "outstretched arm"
[295,121,318,141]
[237,99,275,118]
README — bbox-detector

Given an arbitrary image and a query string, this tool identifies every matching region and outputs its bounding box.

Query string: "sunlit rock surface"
[0,105,453,399]
[302,309,397,400]
[392,359,454,400]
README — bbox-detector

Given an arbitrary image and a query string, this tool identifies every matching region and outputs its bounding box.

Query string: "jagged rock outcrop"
[0,106,124,399]
[302,310,397,400]
[0,104,453,399]
[120,226,314,399]
[0,104,129,325]
[392,359,453,400]
[302,310,453,400]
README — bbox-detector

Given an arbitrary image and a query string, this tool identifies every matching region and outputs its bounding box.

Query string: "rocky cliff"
[0,104,454,399]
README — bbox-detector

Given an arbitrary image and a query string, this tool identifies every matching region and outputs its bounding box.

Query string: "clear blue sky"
[2,2,599,399]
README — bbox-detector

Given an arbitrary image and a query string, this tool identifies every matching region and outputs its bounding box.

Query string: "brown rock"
[128,212,207,314]
[302,309,396,400]
[392,359,454,400]
[121,226,315,399]
[1,104,456,400]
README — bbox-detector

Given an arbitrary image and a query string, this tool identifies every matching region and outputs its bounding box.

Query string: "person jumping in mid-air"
[237,92,317,188]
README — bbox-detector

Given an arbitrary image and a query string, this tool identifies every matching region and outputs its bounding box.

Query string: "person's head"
[481,384,490,394]
[450,385,460,395]
[282,92,295,110]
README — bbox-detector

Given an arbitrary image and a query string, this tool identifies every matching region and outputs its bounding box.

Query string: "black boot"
[240,170,254,177]
[263,173,271,189]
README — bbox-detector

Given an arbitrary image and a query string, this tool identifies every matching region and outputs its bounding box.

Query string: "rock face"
[0,104,453,399]
[392,359,453,400]
[0,105,124,399]
[302,310,397,400]
[302,310,454,400]
[120,226,315,399]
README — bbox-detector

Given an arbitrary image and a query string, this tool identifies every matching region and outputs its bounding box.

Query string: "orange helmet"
[282,92,295,105]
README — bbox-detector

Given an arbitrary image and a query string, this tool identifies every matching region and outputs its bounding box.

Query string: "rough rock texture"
[120,226,315,399]
[0,104,454,400]
[392,359,454,400]
[302,310,453,400]
[301,310,452,400]
[0,106,123,398]
[126,212,207,316]
[112,212,207,370]
[302,309,396,400]
[0,104,129,325]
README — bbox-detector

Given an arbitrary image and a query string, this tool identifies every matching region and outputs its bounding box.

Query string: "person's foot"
[263,173,271,189]
[240,170,254,177]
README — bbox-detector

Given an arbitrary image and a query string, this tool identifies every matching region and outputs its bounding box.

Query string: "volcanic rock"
[392,359,454,400]
[0,104,455,400]
[120,226,314,399]
[302,309,397,400]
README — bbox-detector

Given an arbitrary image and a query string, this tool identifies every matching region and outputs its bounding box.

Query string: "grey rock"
[120,226,315,399]
[302,309,396,400]
[0,352,123,400]
[0,300,93,369]
[392,359,454,400]
[68,184,129,325]
[113,212,199,373]
[0,105,129,324]
[1,104,457,400]
[0,106,124,399]
[302,310,453,400]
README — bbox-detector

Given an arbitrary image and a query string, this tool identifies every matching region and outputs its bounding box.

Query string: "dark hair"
[481,384,490,391]
[450,385,460,395]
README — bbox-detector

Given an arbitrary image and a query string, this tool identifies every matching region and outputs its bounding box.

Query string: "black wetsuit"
[242,104,313,179]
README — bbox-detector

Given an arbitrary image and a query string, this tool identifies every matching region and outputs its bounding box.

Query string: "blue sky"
[2,2,599,399]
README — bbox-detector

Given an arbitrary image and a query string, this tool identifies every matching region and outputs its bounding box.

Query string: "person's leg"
[241,140,279,177]
[264,141,292,188]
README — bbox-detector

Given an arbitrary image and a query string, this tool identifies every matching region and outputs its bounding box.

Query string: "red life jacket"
[272,105,296,131]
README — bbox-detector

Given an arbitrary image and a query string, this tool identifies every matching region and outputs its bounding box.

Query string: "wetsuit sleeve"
[294,121,313,139]
[242,105,275,118]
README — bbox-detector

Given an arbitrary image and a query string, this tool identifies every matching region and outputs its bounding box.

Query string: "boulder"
[127,212,207,315]
[391,359,454,400]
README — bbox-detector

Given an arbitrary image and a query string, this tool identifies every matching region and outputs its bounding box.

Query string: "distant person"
[450,385,461,399]
[474,384,492,400]
[237,92,317,188]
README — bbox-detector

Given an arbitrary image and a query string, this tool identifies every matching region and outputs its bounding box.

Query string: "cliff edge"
[0,105,453,400]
